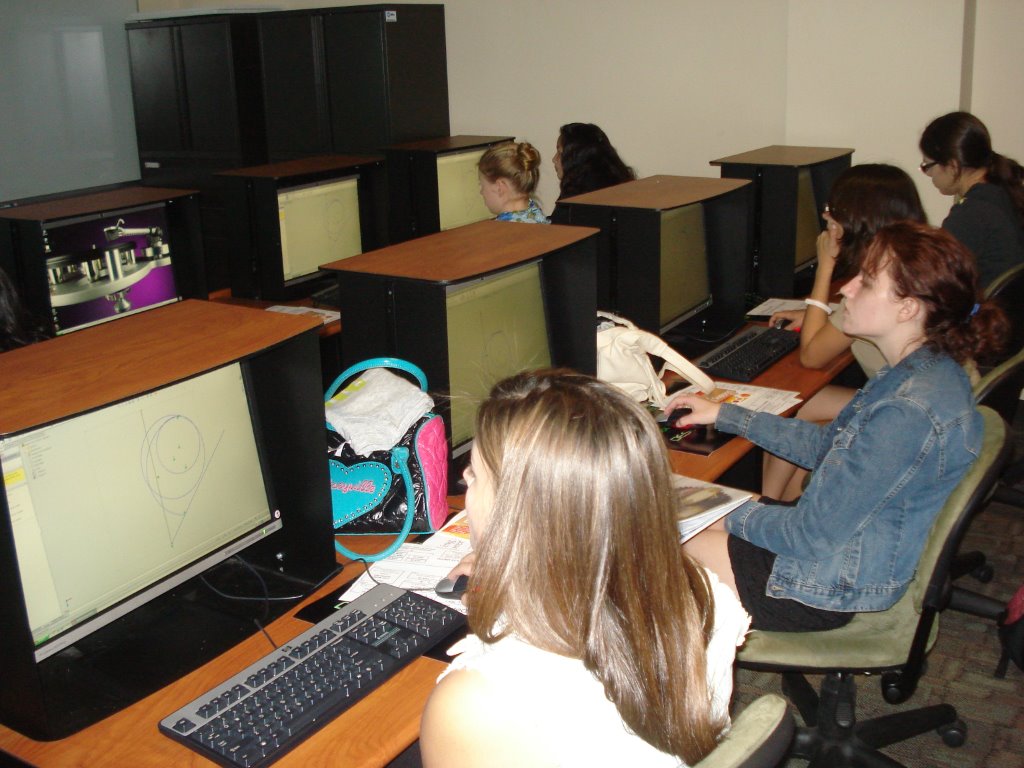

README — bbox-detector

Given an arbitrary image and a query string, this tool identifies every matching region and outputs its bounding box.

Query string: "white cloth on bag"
[325,368,434,454]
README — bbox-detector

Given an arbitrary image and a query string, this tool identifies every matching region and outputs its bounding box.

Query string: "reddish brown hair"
[861,222,1008,364]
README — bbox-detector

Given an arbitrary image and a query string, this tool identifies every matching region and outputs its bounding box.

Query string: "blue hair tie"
[969,303,980,318]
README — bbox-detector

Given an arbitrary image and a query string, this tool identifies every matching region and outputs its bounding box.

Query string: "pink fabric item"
[418,416,449,528]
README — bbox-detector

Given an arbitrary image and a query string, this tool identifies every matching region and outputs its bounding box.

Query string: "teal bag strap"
[333,447,416,562]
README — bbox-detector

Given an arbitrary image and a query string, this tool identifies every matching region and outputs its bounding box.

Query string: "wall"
[10,0,1023,223]
[0,0,140,202]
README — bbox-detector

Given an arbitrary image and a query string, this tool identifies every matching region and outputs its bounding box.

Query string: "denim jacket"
[717,346,981,612]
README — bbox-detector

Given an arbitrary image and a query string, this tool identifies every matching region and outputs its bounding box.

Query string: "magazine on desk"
[673,476,751,541]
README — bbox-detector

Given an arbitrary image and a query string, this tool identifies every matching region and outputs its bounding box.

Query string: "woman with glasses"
[763,164,927,500]
[918,111,1024,289]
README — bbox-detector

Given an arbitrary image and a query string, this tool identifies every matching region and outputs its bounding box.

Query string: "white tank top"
[437,571,751,767]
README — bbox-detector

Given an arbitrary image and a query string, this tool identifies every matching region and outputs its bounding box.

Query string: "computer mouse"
[434,573,470,600]
[772,318,788,330]
[664,407,693,427]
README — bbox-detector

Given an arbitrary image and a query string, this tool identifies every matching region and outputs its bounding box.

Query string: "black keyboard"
[159,584,466,768]
[696,326,800,383]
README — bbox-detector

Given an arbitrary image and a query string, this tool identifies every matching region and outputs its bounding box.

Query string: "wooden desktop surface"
[710,145,854,168]
[0,186,199,222]
[385,135,512,153]
[321,220,599,282]
[216,155,384,180]
[559,174,750,209]
[0,337,851,767]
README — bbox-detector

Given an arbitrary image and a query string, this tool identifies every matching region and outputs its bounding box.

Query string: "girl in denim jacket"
[668,222,1008,631]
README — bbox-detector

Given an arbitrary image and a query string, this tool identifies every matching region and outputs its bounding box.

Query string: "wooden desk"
[0,541,447,768]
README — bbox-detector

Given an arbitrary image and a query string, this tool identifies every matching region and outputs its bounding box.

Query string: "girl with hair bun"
[669,222,1007,632]
[918,111,1024,288]
[477,141,550,223]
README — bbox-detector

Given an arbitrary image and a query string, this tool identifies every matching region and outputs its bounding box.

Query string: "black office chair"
[736,407,1009,768]
[983,263,1024,361]
[694,694,794,768]
[949,348,1024,622]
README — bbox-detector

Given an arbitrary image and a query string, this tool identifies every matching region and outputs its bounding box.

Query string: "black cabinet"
[126,14,268,178]
[257,5,449,159]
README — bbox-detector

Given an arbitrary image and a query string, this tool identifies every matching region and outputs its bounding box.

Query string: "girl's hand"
[663,393,722,426]
[768,308,805,329]
[816,229,840,275]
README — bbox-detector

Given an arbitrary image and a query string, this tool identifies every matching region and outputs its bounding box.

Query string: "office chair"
[983,263,1024,359]
[949,348,1024,622]
[735,406,1009,768]
[695,694,794,768]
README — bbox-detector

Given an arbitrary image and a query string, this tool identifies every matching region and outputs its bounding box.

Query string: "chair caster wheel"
[971,563,995,583]
[937,719,967,747]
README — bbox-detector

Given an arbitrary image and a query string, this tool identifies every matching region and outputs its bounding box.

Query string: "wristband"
[804,298,834,315]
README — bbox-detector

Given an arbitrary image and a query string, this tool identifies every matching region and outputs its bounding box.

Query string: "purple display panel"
[42,204,180,334]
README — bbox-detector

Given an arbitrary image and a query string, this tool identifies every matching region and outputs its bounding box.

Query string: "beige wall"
[137,0,1022,222]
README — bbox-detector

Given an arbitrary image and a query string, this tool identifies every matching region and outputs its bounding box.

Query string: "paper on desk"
[747,297,841,317]
[338,511,472,614]
[672,476,751,541]
[673,381,802,416]
[266,304,340,325]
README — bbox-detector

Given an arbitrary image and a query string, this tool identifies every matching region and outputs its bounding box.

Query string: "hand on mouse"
[768,308,803,330]
[663,393,722,427]
[442,552,476,604]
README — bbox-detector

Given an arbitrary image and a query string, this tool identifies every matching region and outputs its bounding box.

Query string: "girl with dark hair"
[1,266,48,352]
[669,222,1007,631]
[420,370,750,767]
[918,111,1024,288]
[764,164,928,499]
[477,141,549,223]
[553,123,636,200]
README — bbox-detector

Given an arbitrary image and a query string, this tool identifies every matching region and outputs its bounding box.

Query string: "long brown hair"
[861,222,1008,364]
[468,369,724,763]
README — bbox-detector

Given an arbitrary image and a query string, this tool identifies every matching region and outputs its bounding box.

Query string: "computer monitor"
[0,186,206,337]
[710,146,854,298]
[0,302,336,739]
[446,262,553,448]
[385,135,513,242]
[278,176,362,281]
[3,362,277,664]
[553,176,753,339]
[659,203,711,332]
[325,221,598,461]
[794,167,821,273]
[221,155,384,302]
[436,148,493,232]
[41,203,180,335]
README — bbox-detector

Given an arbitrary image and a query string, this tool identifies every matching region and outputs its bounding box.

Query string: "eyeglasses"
[919,160,939,173]
[823,204,838,217]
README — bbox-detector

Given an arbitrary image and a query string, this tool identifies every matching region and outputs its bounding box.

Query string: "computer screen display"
[1,362,280,662]
[445,262,553,450]
[43,204,180,335]
[794,167,821,271]
[436,149,493,231]
[659,203,712,332]
[277,175,363,282]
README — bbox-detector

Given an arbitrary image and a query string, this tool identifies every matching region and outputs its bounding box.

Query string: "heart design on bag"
[329,460,392,525]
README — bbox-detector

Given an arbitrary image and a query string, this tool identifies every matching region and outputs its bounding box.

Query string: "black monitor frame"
[327,222,598,459]
[553,176,754,339]
[711,146,853,299]
[0,308,335,740]
[385,134,514,243]
[222,155,387,301]
[0,185,206,336]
